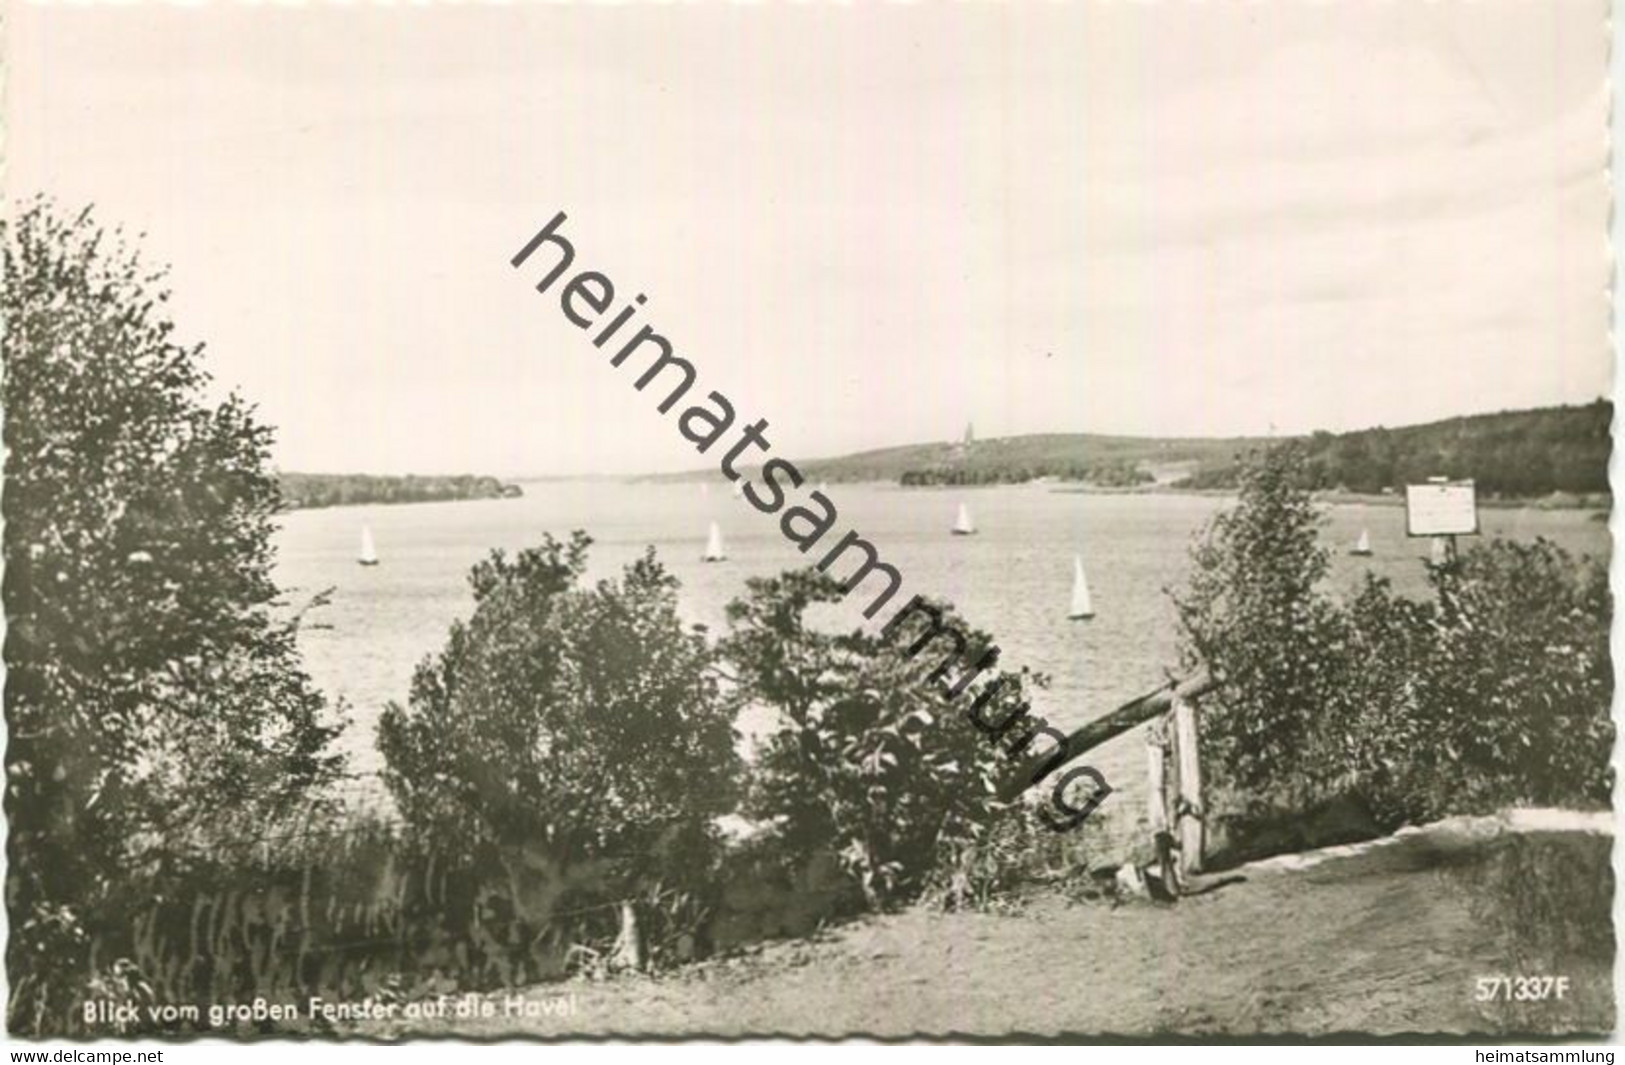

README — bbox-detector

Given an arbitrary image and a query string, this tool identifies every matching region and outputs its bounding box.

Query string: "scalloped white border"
[0,0,1617,1049]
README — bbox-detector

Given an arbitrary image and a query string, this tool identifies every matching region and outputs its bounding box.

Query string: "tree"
[376,534,740,968]
[3,201,346,1027]
[721,569,1044,910]
[1172,443,1612,857]
[1171,443,1349,806]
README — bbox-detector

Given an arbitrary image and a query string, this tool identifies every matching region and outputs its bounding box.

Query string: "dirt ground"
[356,820,1614,1039]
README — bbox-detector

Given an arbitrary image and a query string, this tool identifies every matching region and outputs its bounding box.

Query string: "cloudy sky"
[8,1,1611,476]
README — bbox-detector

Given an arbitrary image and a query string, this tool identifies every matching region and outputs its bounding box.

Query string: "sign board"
[1405,481,1478,537]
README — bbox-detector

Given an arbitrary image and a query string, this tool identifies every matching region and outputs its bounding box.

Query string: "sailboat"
[702,521,727,562]
[1068,555,1094,620]
[358,526,380,567]
[951,502,976,536]
[1350,529,1373,557]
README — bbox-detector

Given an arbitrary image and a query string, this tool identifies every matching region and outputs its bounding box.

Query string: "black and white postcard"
[3,0,1616,1045]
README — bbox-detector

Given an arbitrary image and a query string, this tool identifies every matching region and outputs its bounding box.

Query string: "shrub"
[3,201,347,1033]
[1173,444,1612,859]
[1171,443,1349,811]
[377,535,741,967]
[1350,540,1612,822]
[721,569,1045,910]
[52,805,611,1037]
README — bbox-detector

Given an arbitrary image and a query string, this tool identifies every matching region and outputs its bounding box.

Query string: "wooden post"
[613,900,644,972]
[1145,718,1169,837]
[997,668,1216,801]
[1172,697,1204,876]
[1145,715,1183,898]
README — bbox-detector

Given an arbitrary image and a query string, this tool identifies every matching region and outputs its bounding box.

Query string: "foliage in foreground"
[377,534,742,966]
[721,569,1049,910]
[1174,444,1612,856]
[3,200,347,1033]
[4,199,1072,1035]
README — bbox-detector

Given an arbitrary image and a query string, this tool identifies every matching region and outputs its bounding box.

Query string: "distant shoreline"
[277,472,524,512]
[620,401,1610,504]
[1047,483,1611,512]
[297,468,1607,515]
[617,472,1610,513]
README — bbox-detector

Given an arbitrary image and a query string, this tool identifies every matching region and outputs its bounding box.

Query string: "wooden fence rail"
[1002,667,1219,896]
[998,667,1216,802]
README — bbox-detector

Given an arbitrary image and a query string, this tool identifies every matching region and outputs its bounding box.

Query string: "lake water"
[273,482,1609,841]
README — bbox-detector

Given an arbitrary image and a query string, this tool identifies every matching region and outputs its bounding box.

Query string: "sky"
[7,0,1612,477]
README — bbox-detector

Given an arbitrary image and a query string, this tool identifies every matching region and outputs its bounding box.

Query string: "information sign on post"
[1404,480,1479,537]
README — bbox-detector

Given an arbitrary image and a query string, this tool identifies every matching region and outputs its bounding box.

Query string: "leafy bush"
[7,905,91,1037]
[377,534,741,966]
[721,569,1046,910]
[3,201,347,1033]
[1174,444,1612,859]
[44,806,607,1037]
[921,806,1113,912]
[1172,443,1350,809]
[1344,540,1612,823]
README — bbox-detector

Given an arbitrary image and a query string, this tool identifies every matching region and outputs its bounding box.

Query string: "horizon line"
[275,396,1605,483]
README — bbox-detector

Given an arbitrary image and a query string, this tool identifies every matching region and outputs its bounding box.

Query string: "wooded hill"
[683,401,1610,498]
[1175,401,1611,496]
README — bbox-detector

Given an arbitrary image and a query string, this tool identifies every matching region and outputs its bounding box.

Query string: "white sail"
[952,502,976,535]
[358,526,379,566]
[1069,555,1094,619]
[1353,529,1372,555]
[703,521,726,561]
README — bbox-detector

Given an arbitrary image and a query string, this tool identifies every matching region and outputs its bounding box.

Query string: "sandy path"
[358,820,1613,1039]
